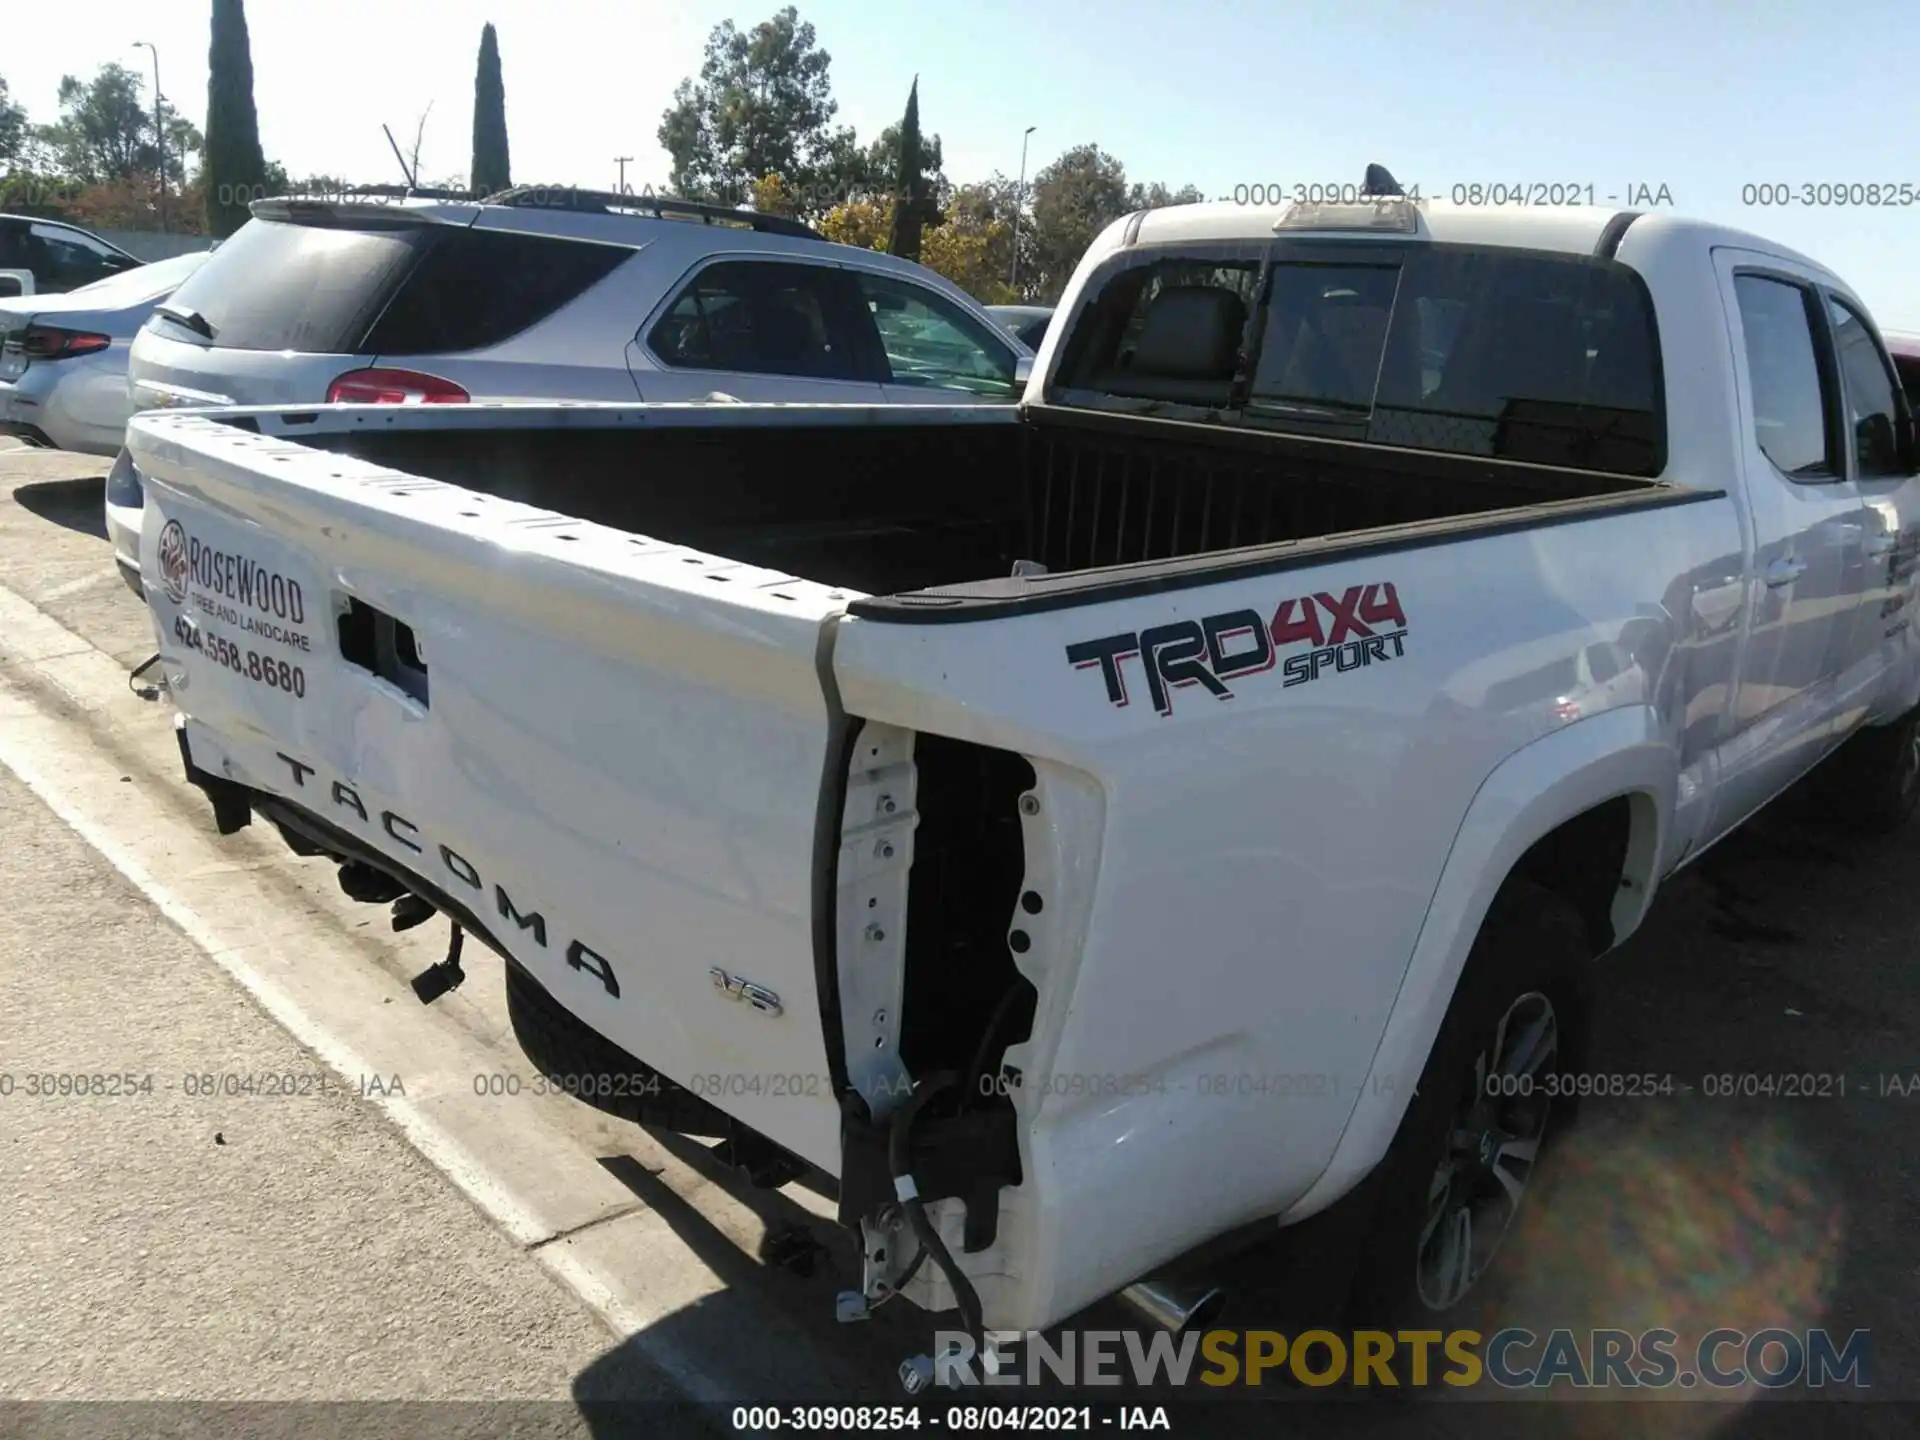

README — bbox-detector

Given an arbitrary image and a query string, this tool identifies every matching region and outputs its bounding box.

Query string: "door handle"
[1765,556,1807,588]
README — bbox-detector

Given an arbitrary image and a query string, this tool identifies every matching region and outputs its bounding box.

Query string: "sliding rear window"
[1250,247,1664,475]
[1384,249,1657,474]
[156,217,430,352]
[1060,242,1665,477]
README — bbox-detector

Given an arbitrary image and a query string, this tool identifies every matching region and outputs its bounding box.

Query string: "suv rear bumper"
[0,421,54,447]
[104,447,143,595]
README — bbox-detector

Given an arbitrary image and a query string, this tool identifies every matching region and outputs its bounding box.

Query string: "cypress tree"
[471,23,512,197]
[204,0,268,238]
[885,78,924,262]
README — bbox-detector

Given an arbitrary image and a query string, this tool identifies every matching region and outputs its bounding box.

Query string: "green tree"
[1027,144,1132,303]
[946,176,1028,295]
[470,22,511,196]
[0,76,27,170]
[1128,181,1204,210]
[657,7,840,207]
[884,78,927,261]
[204,0,268,237]
[34,65,187,185]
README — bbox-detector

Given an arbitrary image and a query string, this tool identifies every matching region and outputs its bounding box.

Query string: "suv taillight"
[326,368,470,404]
[21,325,113,360]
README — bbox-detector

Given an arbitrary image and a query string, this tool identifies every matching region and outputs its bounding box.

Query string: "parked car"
[109,187,1033,593]
[0,214,144,298]
[986,303,1054,350]
[127,190,1920,1365]
[0,250,211,455]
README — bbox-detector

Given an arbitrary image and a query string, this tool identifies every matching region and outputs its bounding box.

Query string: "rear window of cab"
[1054,242,1665,478]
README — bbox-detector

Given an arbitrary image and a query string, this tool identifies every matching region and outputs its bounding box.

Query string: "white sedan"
[0,250,212,456]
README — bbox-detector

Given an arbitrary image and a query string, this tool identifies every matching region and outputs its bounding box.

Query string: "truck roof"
[1125,200,1842,284]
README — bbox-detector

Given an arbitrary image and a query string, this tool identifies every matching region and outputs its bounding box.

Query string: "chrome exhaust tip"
[1116,1276,1228,1336]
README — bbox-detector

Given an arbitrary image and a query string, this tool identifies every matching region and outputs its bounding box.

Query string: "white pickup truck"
[127,190,1920,1361]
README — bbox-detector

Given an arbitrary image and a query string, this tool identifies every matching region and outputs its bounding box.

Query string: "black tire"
[1815,709,1920,835]
[1343,878,1592,1338]
[503,960,724,1134]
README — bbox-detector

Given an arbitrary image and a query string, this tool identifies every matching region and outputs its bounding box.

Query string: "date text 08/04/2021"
[1216,181,1677,207]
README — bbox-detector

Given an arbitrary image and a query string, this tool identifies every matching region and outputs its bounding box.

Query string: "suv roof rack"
[274,183,481,202]
[480,186,822,239]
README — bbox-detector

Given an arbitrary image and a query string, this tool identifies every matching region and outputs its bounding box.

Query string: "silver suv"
[109,188,1032,589]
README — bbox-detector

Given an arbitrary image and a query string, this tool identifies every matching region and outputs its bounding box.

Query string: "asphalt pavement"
[1,444,1918,1439]
[0,764,693,1429]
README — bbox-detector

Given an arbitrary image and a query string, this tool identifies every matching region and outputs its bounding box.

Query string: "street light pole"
[615,157,634,194]
[1009,125,1036,294]
[133,42,167,233]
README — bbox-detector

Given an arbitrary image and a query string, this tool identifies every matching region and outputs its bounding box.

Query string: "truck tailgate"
[130,412,853,1171]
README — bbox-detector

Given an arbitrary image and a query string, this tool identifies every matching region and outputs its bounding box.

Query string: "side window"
[0,220,29,271]
[648,261,870,381]
[361,229,630,355]
[1826,296,1904,479]
[1732,274,1837,479]
[853,272,1019,398]
[28,223,135,291]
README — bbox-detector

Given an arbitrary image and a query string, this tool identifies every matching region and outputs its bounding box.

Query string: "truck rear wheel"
[1816,709,1920,835]
[1346,879,1592,1334]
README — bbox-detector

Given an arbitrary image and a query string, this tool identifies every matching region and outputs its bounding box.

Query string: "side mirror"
[1014,354,1034,385]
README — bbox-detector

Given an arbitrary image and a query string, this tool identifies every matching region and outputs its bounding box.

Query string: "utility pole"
[1009,125,1036,293]
[614,156,634,194]
[133,41,167,233]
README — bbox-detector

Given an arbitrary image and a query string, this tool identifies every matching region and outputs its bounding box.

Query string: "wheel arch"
[1279,704,1675,1224]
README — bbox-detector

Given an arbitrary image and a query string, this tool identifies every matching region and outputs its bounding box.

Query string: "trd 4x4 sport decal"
[1066,581,1408,716]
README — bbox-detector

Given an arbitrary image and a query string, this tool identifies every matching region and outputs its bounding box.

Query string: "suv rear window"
[157,218,428,352]
[1060,243,1664,477]
[156,218,630,355]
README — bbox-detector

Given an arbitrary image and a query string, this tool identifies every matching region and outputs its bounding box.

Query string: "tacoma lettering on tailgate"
[271,751,625,999]
[1066,581,1408,716]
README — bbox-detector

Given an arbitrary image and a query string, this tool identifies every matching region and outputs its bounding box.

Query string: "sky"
[10,0,1920,326]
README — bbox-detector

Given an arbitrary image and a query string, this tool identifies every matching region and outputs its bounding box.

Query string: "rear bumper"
[0,421,54,447]
[2,364,127,455]
[104,447,143,590]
